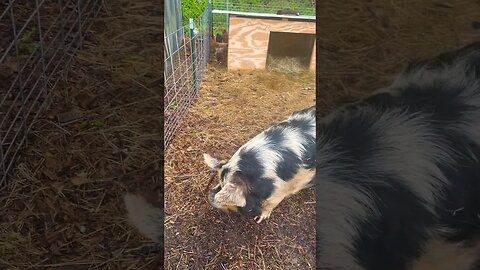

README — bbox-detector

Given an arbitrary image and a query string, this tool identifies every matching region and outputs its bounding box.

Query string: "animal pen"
[164,2,317,269]
[0,0,102,188]
[164,1,316,151]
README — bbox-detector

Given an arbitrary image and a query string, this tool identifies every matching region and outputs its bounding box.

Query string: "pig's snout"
[207,184,221,207]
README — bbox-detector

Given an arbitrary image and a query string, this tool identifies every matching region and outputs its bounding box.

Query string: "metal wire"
[164,2,211,151]
[211,0,315,32]
[0,0,102,188]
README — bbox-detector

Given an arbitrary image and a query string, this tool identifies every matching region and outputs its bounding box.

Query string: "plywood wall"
[310,41,316,72]
[228,15,316,71]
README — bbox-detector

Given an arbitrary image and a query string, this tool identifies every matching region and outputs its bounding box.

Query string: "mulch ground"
[0,0,162,269]
[164,61,316,270]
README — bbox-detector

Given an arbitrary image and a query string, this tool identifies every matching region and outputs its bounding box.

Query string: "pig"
[276,9,300,16]
[204,105,315,223]
[316,42,480,270]
[122,106,315,244]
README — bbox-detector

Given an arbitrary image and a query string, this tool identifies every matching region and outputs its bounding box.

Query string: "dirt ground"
[164,61,316,270]
[0,0,162,269]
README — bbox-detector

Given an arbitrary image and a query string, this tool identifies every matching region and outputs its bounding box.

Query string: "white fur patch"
[280,127,307,157]
[124,193,163,243]
[203,153,222,170]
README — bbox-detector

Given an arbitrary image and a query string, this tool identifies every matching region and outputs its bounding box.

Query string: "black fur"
[237,148,265,178]
[264,127,302,181]
[238,176,275,216]
[316,42,480,269]
[221,167,230,181]
[353,175,435,270]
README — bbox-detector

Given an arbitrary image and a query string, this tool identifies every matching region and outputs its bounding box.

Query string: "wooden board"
[310,41,316,72]
[227,15,316,71]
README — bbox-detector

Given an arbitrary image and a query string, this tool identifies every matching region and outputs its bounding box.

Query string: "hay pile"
[266,55,309,74]
[164,64,316,269]
[0,0,162,269]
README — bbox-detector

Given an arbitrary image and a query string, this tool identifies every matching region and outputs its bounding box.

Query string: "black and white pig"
[204,106,316,223]
[123,41,480,270]
[316,42,480,270]
[122,106,315,245]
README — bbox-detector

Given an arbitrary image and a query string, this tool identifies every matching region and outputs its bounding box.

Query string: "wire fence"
[164,2,212,151]
[0,0,102,188]
[211,0,315,34]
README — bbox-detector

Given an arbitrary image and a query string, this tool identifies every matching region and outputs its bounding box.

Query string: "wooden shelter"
[213,10,316,72]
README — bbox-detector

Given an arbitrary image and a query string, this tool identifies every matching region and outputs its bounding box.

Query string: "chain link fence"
[0,0,102,188]
[164,1,212,151]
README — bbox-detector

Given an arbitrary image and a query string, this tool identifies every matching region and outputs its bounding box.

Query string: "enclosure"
[164,0,317,152]
[164,60,316,270]
[0,0,162,268]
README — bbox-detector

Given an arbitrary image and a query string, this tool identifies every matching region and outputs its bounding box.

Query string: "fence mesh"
[211,0,315,33]
[164,2,212,151]
[0,0,102,188]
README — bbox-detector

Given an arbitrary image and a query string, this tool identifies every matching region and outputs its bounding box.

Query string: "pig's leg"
[254,194,286,223]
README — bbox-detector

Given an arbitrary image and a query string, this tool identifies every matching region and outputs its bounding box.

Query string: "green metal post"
[209,0,213,38]
[189,18,197,90]
[226,0,229,31]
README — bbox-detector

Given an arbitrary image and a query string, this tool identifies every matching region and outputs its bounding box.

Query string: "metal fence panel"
[165,0,183,57]
[0,0,102,188]
[164,2,211,151]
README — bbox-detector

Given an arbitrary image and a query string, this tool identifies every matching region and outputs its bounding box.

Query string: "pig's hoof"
[254,211,272,223]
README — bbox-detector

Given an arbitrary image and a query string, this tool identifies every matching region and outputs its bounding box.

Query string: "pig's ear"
[203,153,224,170]
[214,174,249,207]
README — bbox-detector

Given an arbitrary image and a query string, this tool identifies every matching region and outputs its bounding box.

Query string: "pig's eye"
[220,168,230,181]
[248,209,253,213]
